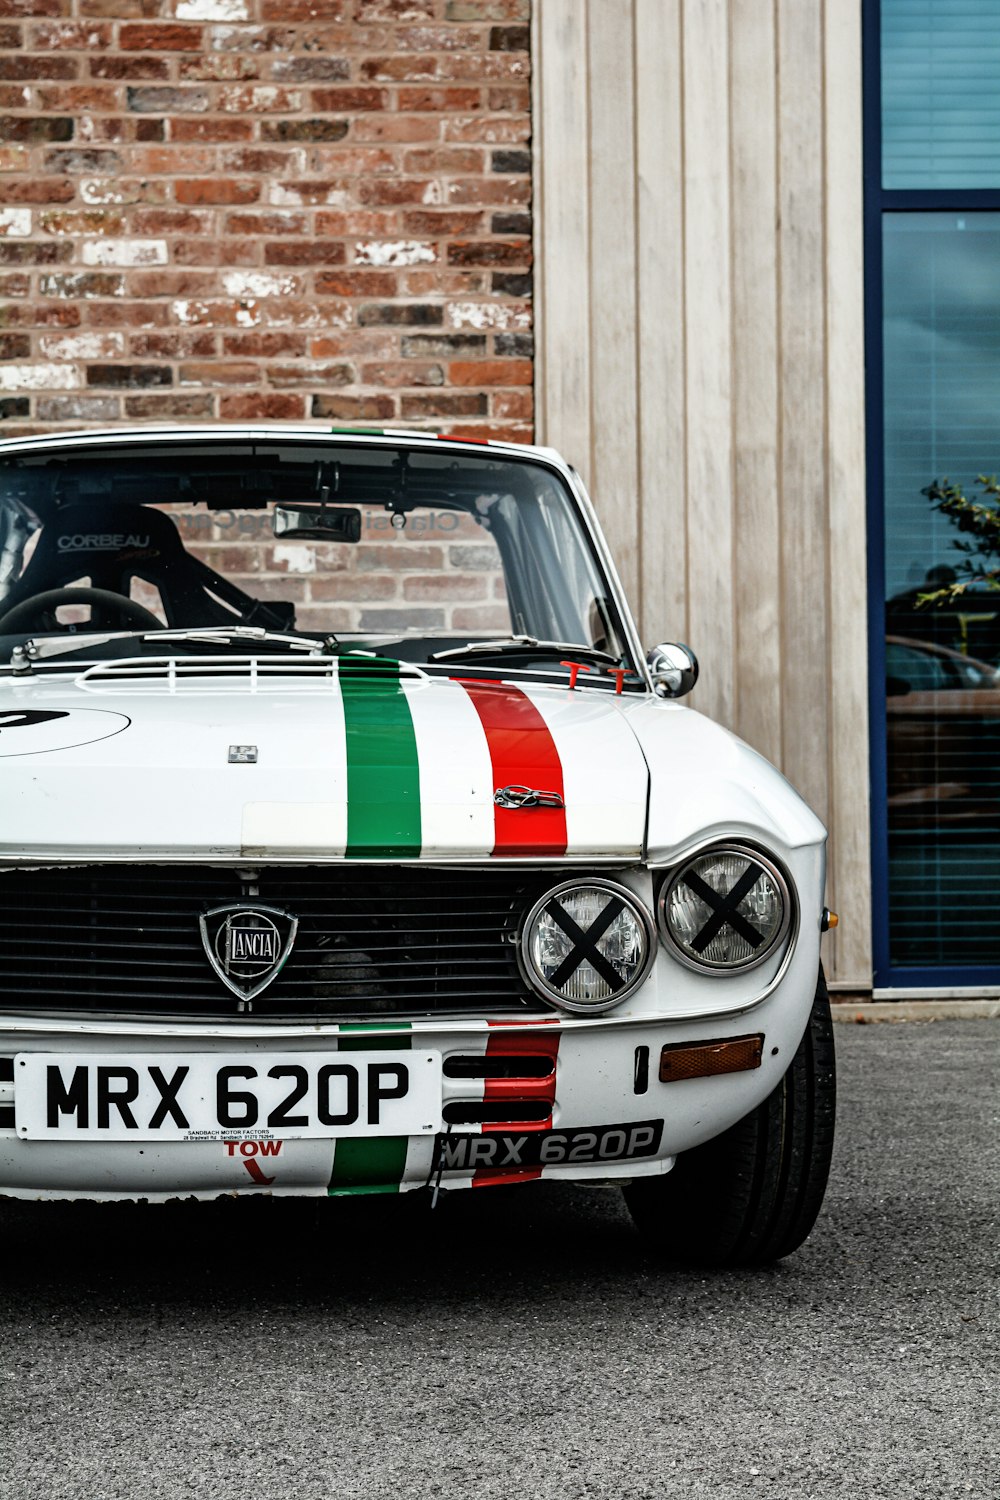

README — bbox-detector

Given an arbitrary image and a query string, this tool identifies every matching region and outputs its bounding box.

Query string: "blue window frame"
[865,2,1000,987]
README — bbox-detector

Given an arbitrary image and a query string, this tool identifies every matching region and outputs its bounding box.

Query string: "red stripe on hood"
[456,679,568,856]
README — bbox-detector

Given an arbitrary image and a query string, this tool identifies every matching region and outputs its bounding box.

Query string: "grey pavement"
[0,1021,996,1500]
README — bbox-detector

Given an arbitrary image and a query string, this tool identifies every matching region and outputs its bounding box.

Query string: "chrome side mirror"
[647,642,699,698]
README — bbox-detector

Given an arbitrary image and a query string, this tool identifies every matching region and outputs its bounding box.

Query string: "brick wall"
[0,0,533,440]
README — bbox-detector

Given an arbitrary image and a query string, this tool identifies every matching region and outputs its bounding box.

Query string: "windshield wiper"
[430,635,621,666]
[147,626,334,654]
[7,624,335,672]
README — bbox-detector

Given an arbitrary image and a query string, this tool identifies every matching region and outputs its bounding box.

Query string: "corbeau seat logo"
[199,903,298,1001]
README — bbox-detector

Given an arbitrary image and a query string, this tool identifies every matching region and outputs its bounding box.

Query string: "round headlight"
[659,845,792,973]
[521,879,655,1013]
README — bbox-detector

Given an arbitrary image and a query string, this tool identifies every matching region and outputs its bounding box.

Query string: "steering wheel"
[0,586,164,635]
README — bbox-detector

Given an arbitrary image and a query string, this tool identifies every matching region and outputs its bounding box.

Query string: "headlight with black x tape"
[658,844,792,974]
[520,878,656,1013]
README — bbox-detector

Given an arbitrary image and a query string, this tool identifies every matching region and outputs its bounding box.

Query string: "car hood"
[0,662,653,862]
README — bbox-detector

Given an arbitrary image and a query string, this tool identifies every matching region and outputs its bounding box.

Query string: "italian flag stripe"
[329,1023,412,1196]
[340,657,422,857]
[456,680,568,856]
[473,1022,561,1189]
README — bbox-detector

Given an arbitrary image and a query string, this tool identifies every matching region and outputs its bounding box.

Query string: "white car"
[0,427,834,1265]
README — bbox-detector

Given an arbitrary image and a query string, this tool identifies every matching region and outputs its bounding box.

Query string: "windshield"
[0,438,635,684]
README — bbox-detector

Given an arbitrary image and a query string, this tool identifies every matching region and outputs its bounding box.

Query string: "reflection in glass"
[883,214,1000,966]
[882,0,1000,190]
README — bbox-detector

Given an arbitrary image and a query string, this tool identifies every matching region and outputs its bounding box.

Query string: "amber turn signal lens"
[822,908,839,931]
[659,1034,764,1083]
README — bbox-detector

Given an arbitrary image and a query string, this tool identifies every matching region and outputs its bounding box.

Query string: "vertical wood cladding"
[534,0,871,989]
[0,0,532,439]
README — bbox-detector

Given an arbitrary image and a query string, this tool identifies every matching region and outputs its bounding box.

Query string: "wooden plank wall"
[533,0,871,988]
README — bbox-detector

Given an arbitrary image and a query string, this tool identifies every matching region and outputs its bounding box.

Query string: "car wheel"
[624,966,836,1267]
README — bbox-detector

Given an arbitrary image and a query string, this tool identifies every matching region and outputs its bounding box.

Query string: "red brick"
[266,360,353,387]
[130,271,217,297]
[362,360,444,387]
[356,178,434,207]
[401,209,485,235]
[133,207,213,234]
[225,211,308,236]
[310,86,388,111]
[0,273,30,296]
[490,388,531,419]
[488,84,528,111]
[36,394,119,422]
[445,0,529,18]
[449,358,531,386]
[439,52,530,81]
[220,148,306,175]
[451,605,510,631]
[2,178,75,203]
[403,146,484,173]
[130,330,217,357]
[310,392,395,419]
[219,392,307,420]
[87,302,170,329]
[222,331,308,357]
[314,270,398,297]
[29,20,112,47]
[91,56,171,80]
[311,573,397,602]
[263,240,346,266]
[0,55,76,79]
[0,115,73,142]
[80,0,162,15]
[120,23,203,50]
[175,179,261,206]
[178,361,257,386]
[125,392,216,418]
[311,211,397,235]
[402,390,487,417]
[352,0,434,19]
[442,114,527,143]
[447,237,530,266]
[309,331,395,358]
[447,176,530,205]
[0,332,31,359]
[218,85,303,114]
[39,208,126,235]
[398,86,481,111]
[359,54,439,81]
[131,146,216,173]
[351,115,441,144]
[178,57,261,84]
[171,118,254,143]
[402,572,486,601]
[0,301,79,326]
[259,0,350,19]
[0,0,70,15]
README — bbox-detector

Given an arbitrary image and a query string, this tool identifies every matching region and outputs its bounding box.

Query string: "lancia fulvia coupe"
[0,427,834,1265]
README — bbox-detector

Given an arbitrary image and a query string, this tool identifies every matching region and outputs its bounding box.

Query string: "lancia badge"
[199,903,298,1000]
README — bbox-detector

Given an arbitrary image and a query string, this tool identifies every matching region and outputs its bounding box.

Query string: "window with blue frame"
[869,1,1000,980]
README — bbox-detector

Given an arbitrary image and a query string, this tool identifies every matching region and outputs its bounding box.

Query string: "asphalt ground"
[0,1020,996,1500]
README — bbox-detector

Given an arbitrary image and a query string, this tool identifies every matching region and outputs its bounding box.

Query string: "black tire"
[625,966,836,1267]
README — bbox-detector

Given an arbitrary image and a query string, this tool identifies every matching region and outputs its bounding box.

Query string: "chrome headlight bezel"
[657,843,794,975]
[519,877,657,1014]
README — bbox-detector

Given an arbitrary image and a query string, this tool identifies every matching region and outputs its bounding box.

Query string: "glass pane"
[882,213,1000,968]
[882,0,1000,188]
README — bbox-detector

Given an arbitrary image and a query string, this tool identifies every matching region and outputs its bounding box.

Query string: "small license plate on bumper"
[14,1052,441,1142]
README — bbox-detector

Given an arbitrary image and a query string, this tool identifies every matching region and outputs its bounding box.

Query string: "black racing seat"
[5,501,295,631]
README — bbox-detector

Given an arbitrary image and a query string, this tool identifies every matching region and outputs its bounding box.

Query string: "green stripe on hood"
[340,656,422,857]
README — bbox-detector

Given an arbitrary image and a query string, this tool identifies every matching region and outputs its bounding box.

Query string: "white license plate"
[14,1051,441,1143]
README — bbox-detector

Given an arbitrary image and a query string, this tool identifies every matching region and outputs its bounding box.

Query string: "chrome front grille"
[0,865,555,1022]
